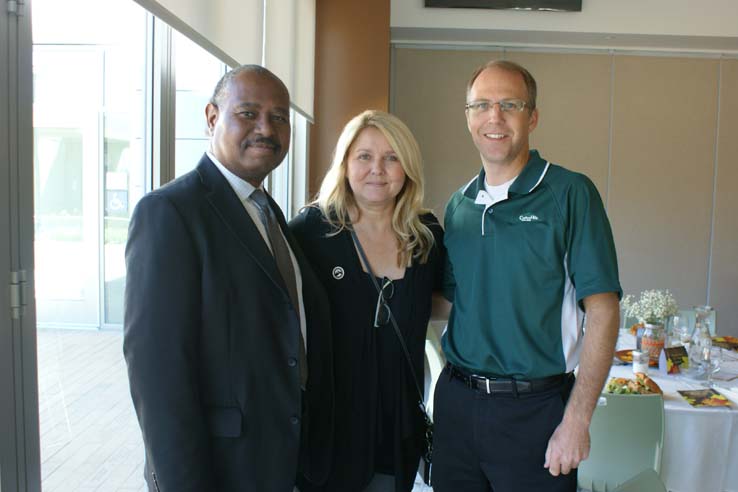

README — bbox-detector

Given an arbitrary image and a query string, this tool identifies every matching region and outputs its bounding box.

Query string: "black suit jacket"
[123,154,333,492]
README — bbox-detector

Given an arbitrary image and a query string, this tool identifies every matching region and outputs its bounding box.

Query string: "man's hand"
[544,416,590,476]
[543,291,619,477]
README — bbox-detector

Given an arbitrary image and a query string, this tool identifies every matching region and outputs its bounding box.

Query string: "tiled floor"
[37,328,432,491]
[38,329,146,491]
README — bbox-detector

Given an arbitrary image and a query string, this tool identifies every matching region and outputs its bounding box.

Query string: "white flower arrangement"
[621,289,679,325]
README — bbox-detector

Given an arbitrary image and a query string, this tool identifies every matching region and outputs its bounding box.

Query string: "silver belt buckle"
[485,378,491,394]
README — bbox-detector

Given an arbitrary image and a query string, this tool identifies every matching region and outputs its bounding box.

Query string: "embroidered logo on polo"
[332,266,345,280]
[519,213,540,222]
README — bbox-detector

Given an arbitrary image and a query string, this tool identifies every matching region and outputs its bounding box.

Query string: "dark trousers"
[432,366,577,492]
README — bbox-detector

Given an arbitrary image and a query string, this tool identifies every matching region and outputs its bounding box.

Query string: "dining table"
[609,331,738,492]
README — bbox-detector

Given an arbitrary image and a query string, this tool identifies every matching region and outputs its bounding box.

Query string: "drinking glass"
[671,314,691,347]
[694,305,715,334]
[703,347,723,388]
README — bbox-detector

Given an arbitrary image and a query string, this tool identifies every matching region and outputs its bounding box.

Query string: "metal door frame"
[1,0,42,490]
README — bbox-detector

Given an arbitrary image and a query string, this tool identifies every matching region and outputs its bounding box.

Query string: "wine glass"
[671,314,691,347]
[694,305,715,335]
[703,347,723,388]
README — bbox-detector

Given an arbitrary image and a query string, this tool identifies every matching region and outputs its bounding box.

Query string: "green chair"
[612,469,667,492]
[578,393,665,492]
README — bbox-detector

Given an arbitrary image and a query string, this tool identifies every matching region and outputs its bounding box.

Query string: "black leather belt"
[447,363,570,395]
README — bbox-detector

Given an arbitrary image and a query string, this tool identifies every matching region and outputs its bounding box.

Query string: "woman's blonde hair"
[314,110,435,266]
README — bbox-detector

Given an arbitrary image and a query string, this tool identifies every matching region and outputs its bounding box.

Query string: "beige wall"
[392,47,738,337]
[711,60,738,336]
[392,0,738,39]
[309,0,390,197]
[608,56,718,318]
[133,0,262,65]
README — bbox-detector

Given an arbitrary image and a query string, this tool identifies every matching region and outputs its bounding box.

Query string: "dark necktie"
[250,189,308,388]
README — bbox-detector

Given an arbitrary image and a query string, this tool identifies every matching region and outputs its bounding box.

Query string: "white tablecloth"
[610,333,738,492]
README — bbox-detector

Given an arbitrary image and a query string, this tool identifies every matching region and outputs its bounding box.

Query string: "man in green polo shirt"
[432,60,622,492]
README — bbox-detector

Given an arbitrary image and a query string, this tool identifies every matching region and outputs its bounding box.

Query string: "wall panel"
[392,47,737,336]
[309,0,390,196]
[711,59,738,335]
[393,48,494,212]
[608,56,718,309]
[394,49,612,215]
[508,52,612,200]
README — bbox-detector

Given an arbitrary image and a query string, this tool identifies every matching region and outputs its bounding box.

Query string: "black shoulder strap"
[350,229,431,420]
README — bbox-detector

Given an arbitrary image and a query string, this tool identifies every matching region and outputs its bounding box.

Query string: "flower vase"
[641,323,666,364]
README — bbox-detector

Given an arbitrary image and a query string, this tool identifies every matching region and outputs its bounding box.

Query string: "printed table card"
[678,389,731,407]
[659,346,689,375]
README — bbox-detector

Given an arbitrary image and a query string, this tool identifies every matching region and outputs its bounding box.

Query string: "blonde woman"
[290,110,446,492]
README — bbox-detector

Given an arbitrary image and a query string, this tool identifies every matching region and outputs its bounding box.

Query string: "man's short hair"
[466,60,538,111]
[209,65,288,107]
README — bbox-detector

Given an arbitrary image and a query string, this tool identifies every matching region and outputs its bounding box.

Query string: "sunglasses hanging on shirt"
[373,277,395,328]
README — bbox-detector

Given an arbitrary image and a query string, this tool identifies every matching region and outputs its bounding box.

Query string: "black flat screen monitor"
[425,0,582,11]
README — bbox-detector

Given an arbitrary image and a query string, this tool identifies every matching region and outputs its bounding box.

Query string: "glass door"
[33,47,104,329]
[32,1,149,490]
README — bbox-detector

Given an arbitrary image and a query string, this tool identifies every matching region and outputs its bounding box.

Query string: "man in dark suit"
[123,65,333,492]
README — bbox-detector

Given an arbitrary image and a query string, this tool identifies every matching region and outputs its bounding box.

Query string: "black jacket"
[124,155,334,491]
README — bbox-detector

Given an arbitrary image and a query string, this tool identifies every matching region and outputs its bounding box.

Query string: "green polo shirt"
[442,150,622,379]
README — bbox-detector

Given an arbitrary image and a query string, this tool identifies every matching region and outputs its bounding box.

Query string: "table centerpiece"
[622,289,679,364]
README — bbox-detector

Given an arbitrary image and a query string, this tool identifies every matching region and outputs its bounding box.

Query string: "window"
[268,108,310,220]
[28,2,312,490]
[33,0,148,329]
[174,31,229,177]
[11,0,315,489]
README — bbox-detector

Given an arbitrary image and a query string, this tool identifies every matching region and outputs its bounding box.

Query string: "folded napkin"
[723,350,738,362]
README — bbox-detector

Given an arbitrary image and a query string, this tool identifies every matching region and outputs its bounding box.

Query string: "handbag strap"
[350,230,431,420]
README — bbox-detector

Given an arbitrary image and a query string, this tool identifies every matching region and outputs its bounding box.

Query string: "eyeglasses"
[465,99,528,115]
[373,277,394,328]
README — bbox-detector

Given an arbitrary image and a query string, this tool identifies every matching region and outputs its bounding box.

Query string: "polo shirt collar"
[509,150,548,196]
[464,150,548,200]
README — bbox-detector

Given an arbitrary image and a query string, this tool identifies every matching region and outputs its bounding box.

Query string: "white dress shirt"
[207,152,307,351]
